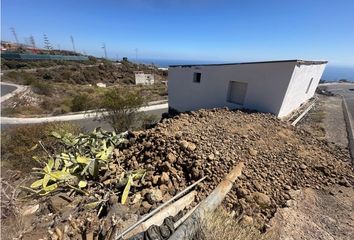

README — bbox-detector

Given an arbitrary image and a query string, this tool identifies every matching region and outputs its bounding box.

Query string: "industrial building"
[168,60,327,118]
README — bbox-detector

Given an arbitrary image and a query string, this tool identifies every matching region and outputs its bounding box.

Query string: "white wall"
[168,62,297,116]
[278,63,327,117]
[135,72,155,85]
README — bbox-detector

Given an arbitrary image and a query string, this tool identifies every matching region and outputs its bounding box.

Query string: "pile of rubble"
[17,108,354,239]
[116,108,353,229]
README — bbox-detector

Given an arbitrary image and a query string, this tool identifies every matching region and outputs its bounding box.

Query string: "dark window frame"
[193,72,201,83]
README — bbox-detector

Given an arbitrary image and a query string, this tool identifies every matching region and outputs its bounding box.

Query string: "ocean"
[136,58,354,82]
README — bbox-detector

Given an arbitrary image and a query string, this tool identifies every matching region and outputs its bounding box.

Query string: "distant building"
[168,60,327,118]
[134,71,155,85]
[96,83,107,88]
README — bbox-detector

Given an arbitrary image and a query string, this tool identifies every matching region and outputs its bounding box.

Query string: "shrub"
[31,80,53,96]
[1,122,83,173]
[71,93,95,112]
[99,88,145,132]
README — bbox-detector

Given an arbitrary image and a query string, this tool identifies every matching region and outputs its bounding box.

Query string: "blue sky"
[1,0,354,67]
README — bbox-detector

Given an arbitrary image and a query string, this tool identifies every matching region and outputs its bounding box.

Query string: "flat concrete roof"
[169,59,328,68]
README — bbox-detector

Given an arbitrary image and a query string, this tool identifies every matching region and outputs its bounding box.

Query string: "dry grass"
[196,207,274,240]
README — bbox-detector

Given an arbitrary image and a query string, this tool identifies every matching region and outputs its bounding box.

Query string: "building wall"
[134,72,155,85]
[278,63,327,117]
[168,62,297,115]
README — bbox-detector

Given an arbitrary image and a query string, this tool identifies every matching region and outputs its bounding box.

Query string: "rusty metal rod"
[169,162,244,240]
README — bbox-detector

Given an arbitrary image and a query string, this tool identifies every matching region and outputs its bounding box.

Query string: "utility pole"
[29,35,36,48]
[102,43,107,59]
[29,35,37,53]
[70,35,76,52]
[10,27,19,44]
[43,34,52,50]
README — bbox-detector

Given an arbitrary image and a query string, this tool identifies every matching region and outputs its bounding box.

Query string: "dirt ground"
[299,94,348,147]
[269,185,354,240]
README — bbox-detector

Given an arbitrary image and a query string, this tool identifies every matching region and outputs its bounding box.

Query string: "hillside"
[1,58,167,116]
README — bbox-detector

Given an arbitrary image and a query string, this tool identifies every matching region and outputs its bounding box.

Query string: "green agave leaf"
[121,175,133,204]
[77,155,89,164]
[60,153,70,160]
[51,131,62,139]
[30,179,44,189]
[83,201,101,210]
[43,174,51,188]
[48,158,54,170]
[78,180,87,188]
[43,183,58,192]
[88,159,99,178]
[28,144,38,151]
[132,169,145,180]
[50,170,73,180]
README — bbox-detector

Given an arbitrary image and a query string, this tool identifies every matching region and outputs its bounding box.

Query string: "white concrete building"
[134,71,155,85]
[168,60,327,118]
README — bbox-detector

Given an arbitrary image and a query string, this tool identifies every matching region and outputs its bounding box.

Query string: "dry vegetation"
[1,59,167,117]
[197,207,273,240]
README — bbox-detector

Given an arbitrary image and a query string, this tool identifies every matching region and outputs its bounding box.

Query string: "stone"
[187,143,197,151]
[146,189,163,204]
[152,175,159,185]
[252,192,271,208]
[159,172,170,184]
[141,201,152,211]
[300,164,307,170]
[22,204,39,216]
[167,153,176,163]
[284,185,291,191]
[240,215,254,225]
[253,181,263,192]
[249,148,258,156]
[236,187,249,198]
[179,140,189,149]
[339,177,350,187]
[131,193,141,204]
[208,153,215,161]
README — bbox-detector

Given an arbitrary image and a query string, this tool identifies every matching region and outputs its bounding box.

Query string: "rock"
[300,164,307,170]
[253,181,263,192]
[179,140,189,149]
[187,143,197,151]
[167,153,176,163]
[236,187,249,198]
[141,201,152,211]
[159,172,170,184]
[284,185,291,191]
[252,192,271,208]
[249,148,258,156]
[146,189,163,204]
[339,177,350,187]
[240,215,254,225]
[208,153,215,161]
[152,175,159,185]
[22,204,39,216]
[131,193,142,204]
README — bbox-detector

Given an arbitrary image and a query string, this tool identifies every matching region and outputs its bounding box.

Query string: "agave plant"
[29,128,135,195]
